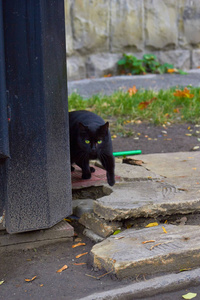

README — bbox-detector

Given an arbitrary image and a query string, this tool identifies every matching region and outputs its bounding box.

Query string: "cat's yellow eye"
[85,139,90,144]
[97,140,102,144]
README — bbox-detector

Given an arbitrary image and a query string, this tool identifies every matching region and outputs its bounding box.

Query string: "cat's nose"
[91,144,96,153]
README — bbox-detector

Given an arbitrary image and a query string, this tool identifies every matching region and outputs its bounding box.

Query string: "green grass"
[68,86,200,126]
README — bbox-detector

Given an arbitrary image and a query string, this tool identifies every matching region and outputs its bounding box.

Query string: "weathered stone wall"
[65,0,200,80]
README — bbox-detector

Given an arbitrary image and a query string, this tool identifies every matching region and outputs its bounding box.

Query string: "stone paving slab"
[91,224,200,279]
[93,181,200,221]
[91,152,200,221]
[114,161,162,180]
[0,220,74,251]
[71,164,120,189]
[137,151,200,189]
[79,212,122,238]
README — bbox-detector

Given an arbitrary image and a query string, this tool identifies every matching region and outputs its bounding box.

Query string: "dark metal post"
[2,0,72,233]
[0,0,9,217]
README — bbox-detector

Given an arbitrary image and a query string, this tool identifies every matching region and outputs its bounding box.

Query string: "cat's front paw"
[107,173,115,186]
[82,173,91,180]
[90,166,95,173]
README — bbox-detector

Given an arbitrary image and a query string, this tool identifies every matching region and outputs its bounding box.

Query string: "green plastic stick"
[113,150,142,157]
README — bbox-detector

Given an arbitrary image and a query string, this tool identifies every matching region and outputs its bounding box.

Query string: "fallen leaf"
[192,168,197,170]
[122,158,143,166]
[73,263,86,266]
[173,108,180,113]
[138,101,151,110]
[113,230,121,235]
[185,133,192,136]
[40,284,44,287]
[162,226,167,234]
[180,268,192,272]
[164,220,168,224]
[128,85,137,96]
[174,87,194,98]
[142,240,155,244]
[167,68,176,73]
[145,222,159,228]
[64,218,72,222]
[111,135,117,139]
[0,281,4,285]
[182,292,197,299]
[150,243,162,250]
[56,265,68,273]
[25,276,37,282]
[76,252,88,259]
[104,74,112,77]
[72,243,86,248]
[138,97,157,110]
[192,146,199,151]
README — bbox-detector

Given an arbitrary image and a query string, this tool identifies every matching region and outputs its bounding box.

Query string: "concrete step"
[93,181,200,221]
[0,220,74,251]
[91,224,200,279]
[75,152,200,239]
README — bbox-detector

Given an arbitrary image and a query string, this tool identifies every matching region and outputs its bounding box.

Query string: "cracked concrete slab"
[137,152,200,189]
[0,221,74,251]
[91,152,200,221]
[114,161,162,181]
[91,224,200,279]
[79,212,122,238]
[93,181,200,221]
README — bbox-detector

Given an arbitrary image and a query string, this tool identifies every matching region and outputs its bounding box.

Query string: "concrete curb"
[79,268,200,300]
[68,70,200,98]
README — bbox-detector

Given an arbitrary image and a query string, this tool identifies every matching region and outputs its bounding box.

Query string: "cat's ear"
[78,122,88,132]
[99,122,109,134]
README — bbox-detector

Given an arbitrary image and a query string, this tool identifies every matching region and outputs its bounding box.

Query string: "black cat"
[69,110,115,186]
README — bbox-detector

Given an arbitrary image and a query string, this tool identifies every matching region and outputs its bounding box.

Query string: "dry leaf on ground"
[76,252,88,259]
[145,222,159,228]
[72,243,86,248]
[142,240,155,244]
[128,85,137,96]
[25,276,37,282]
[182,292,197,299]
[56,265,68,273]
[174,87,194,98]
[138,97,157,110]
[123,158,144,166]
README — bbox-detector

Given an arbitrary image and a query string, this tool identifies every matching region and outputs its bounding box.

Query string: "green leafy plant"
[117,53,187,75]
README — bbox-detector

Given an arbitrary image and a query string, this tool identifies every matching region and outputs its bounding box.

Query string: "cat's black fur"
[69,110,115,186]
